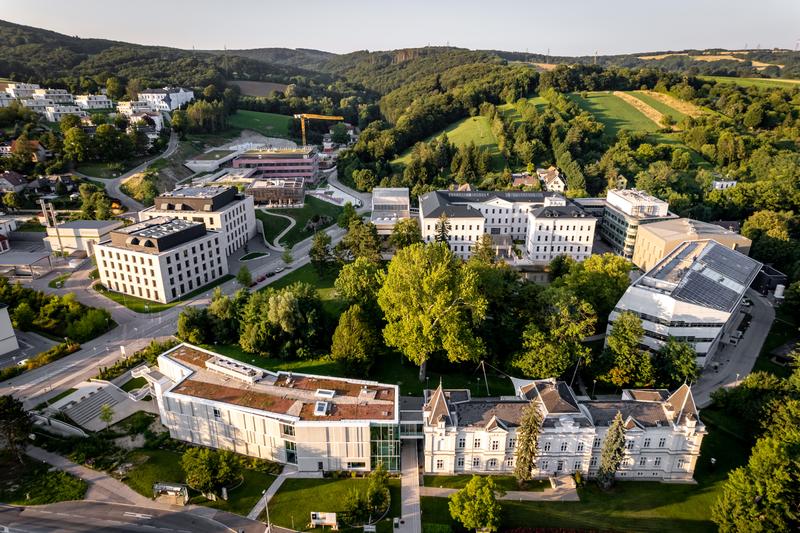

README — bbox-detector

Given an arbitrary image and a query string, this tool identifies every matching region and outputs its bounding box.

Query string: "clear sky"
[4,0,799,56]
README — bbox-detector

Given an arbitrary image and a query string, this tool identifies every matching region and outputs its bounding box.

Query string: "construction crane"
[293,113,344,147]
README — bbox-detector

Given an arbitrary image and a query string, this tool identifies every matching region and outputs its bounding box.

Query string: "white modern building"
[711,179,737,190]
[423,378,705,482]
[0,304,19,356]
[75,94,113,110]
[139,186,256,257]
[609,240,762,365]
[95,217,228,304]
[117,100,158,116]
[32,88,74,104]
[44,105,87,123]
[138,343,401,472]
[597,189,677,260]
[21,98,51,114]
[0,93,13,108]
[137,87,195,111]
[5,83,40,99]
[419,190,595,262]
[371,187,411,235]
[44,220,124,256]
[526,196,596,264]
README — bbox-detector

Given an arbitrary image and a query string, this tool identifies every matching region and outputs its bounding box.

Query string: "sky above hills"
[5,0,799,56]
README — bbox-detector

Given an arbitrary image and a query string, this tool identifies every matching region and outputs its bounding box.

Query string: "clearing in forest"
[567,92,659,138]
[497,96,548,124]
[612,91,673,130]
[228,110,292,138]
[634,91,704,120]
[391,115,506,171]
[698,75,800,89]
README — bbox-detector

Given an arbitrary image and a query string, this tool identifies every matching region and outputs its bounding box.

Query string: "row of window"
[438,455,683,472]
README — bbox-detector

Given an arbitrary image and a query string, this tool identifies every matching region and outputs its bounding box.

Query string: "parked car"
[265,271,275,278]
[730,338,739,346]
[274,266,285,274]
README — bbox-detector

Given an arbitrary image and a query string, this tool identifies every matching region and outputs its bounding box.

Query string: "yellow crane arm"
[293,114,345,146]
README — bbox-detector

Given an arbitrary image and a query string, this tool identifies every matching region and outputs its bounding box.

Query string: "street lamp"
[591,379,597,399]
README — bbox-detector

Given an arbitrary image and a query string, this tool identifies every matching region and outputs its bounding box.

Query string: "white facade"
[141,343,401,472]
[419,190,595,261]
[32,89,74,104]
[5,83,40,99]
[423,379,705,482]
[21,98,51,114]
[536,167,567,192]
[128,112,164,133]
[95,218,228,304]
[139,187,256,257]
[526,196,596,264]
[44,220,124,256]
[117,101,159,116]
[371,187,411,235]
[0,305,19,356]
[44,105,88,123]
[600,189,676,259]
[0,93,14,108]
[711,179,737,190]
[137,87,195,111]
[609,240,762,366]
[75,94,113,110]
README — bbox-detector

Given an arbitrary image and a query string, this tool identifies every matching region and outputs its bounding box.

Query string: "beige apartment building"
[95,217,228,303]
[139,186,256,257]
[139,344,401,472]
[632,218,752,271]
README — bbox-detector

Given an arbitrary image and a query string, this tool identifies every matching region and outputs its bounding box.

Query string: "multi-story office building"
[423,378,705,482]
[139,186,256,257]
[139,343,401,472]
[419,190,595,262]
[526,196,596,264]
[32,89,74,104]
[609,240,762,365]
[95,217,228,304]
[632,218,752,272]
[598,189,677,259]
[137,87,195,111]
[371,188,411,235]
[5,83,40,99]
[245,177,305,207]
[232,147,320,184]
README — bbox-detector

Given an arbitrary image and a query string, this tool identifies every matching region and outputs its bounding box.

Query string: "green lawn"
[240,252,269,261]
[94,275,233,313]
[0,453,87,505]
[263,196,343,247]
[267,477,401,532]
[497,96,548,124]
[256,210,292,246]
[630,91,689,123]
[16,220,46,232]
[193,469,276,517]
[266,262,344,316]
[423,475,547,492]
[699,75,800,89]
[392,115,506,171]
[124,449,186,497]
[76,155,151,179]
[568,92,659,139]
[228,110,292,138]
[48,273,71,288]
[120,376,147,392]
[420,414,748,532]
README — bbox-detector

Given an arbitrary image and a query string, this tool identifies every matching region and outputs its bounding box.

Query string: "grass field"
[699,75,800,89]
[192,469,277,517]
[265,262,345,317]
[392,115,506,171]
[255,210,292,246]
[568,92,659,138]
[228,110,292,138]
[630,91,689,123]
[420,412,748,532]
[94,274,233,313]
[267,477,401,532]
[262,196,343,247]
[120,376,147,392]
[423,475,548,492]
[0,453,87,505]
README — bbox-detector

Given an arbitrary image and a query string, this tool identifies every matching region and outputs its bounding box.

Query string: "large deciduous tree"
[448,475,504,532]
[653,337,699,388]
[331,304,378,374]
[338,220,381,263]
[309,231,334,273]
[389,218,422,250]
[597,411,626,489]
[0,395,32,463]
[600,311,653,388]
[559,253,632,323]
[377,243,486,380]
[181,448,241,497]
[514,401,543,486]
[334,257,384,311]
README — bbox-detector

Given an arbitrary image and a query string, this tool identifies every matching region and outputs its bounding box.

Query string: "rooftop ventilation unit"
[314,401,329,416]
[315,388,336,399]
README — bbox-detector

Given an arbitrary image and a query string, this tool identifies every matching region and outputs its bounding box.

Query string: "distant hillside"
[319,47,502,94]
[0,19,330,88]
[201,47,336,72]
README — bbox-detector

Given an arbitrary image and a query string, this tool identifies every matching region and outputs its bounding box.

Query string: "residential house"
[0,171,27,193]
[536,166,567,193]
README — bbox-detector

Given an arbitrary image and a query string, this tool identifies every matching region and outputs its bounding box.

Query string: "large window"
[370,424,400,471]
[280,423,295,437]
[284,440,297,464]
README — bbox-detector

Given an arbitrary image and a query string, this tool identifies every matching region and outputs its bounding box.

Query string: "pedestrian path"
[419,475,580,502]
[246,465,322,521]
[398,441,422,533]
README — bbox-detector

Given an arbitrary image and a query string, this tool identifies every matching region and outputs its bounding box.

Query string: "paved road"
[0,501,235,533]
[74,132,180,213]
[326,168,371,208]
[694,289,775,407]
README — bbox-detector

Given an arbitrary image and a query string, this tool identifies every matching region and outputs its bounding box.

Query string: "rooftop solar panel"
[700,245,761,285]
[674,270,740,311]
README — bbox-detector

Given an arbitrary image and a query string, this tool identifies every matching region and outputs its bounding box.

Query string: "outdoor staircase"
[62,388,120,427]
